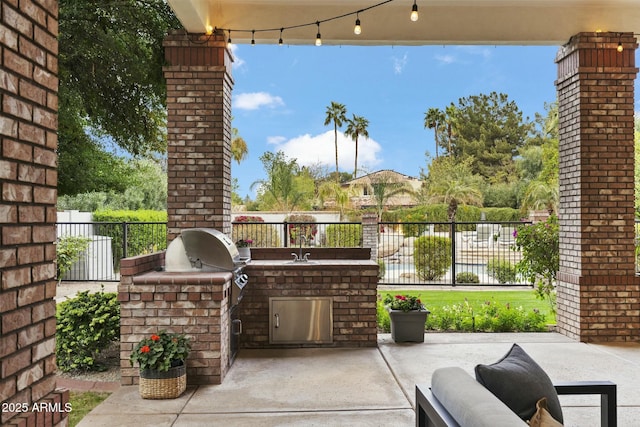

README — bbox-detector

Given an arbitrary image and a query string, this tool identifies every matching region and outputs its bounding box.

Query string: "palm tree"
[423,157,483,221]
[323,101,347,181]
[521,179,559,215]
[344,114,369,178]
[423,108,445,158]
[231,127,248,164]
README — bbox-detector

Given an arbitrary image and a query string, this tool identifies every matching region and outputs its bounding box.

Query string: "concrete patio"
[77,333,640,426]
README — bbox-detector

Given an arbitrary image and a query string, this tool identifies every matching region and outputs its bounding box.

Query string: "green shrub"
[377,259,386,280]
[56,289,120,372]
[92,210,167,269]
[487,258,518,284]
[456,272,480,284]
[424,300,547,332]
[56,235,91,283]
[376,300,391,333]
[401,212,429,238]
[325,224,362,247]
[413,236,452,280]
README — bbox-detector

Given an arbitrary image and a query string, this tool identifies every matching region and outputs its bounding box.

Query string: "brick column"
[555,32,640,342]
[163,31,234,242]
[1,1,71,425]
[362,213,379,260]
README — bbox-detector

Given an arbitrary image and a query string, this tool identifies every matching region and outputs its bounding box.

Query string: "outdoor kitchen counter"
[131,270,232,284]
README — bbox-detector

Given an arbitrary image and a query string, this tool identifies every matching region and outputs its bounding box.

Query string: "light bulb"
[251,30,255,46]
[205,25,213,36]
[617,42,623,53]
[315,22,321,46]
[411,1,419,22]
[227,30,232,46]
[279,28,283,46]
[354,17,361,35]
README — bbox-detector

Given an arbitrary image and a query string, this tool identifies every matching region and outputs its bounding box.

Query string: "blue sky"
[229,44,571,199]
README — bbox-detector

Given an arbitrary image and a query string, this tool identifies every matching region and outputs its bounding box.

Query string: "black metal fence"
[56,218,640,284]
[377,221,529,286]
[56,222,167,282]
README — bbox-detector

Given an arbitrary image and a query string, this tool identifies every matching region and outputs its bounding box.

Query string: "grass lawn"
[379,289,556,324]
[68,391,111,427]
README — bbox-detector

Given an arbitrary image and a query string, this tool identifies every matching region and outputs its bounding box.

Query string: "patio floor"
[76,332,640,426]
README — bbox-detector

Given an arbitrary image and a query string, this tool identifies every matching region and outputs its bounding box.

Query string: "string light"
[315,22,322,46]
[214,0,398,46]
[617,33,624,52]
[410,0,419,22]
[354,12,362,35]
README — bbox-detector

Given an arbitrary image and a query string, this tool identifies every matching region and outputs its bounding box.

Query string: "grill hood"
[165,228,241,272]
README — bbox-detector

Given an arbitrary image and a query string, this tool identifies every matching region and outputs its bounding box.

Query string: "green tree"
[363,171,416,220]
[318,181,356,221]
[58,0,180,193]
[441,92,533,182]
[424,107,446,158]
[421,156,484,221]
[324,101,347,181]
[251,151,309,212]
[231,127,249,164]
[344,114,370,178]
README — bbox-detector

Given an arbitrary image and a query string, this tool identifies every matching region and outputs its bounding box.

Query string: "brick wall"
[119,254,232,385]
[240,258,379,348]
[555,32,640,342]
[1,0,69,425]
[163,31,234,243]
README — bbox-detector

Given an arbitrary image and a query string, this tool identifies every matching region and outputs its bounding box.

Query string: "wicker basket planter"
[139,362,186,399]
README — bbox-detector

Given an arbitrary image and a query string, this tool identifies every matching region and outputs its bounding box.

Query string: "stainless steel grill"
[165,228,249,306]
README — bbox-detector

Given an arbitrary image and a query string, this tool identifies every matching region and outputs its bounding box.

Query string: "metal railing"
[231,221,363,248]
[56,222,167,282]
[377,221,529,286]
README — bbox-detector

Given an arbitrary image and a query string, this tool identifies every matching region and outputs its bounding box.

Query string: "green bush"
[56,235,91,283]
[93,210,167,269]
[56,289,120,372]
[401,212,429,238]
[487,258,518,284]
[376,300,391,333]
[424,300,547,332]
[325,224,362,247]
[414,236,452,280]
[377,259,386,280]
[456,272,480,284]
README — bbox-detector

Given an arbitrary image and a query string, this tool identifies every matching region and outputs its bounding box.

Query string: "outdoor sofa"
[415,344,617,427]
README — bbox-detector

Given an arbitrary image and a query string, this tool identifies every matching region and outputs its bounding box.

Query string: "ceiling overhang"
[166,0,640,46]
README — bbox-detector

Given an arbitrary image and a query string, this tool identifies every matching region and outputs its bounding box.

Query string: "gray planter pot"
[388,309,429,343]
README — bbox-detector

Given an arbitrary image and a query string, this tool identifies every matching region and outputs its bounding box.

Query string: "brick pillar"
[555,32,640,342]
[1,1,70,425]
[163,31,234,242]
[362,213,378,260]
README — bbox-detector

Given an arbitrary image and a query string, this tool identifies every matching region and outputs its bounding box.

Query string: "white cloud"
[233,92,285,111]
[267,136,286,145]
[228,44,245,69]
[435,54,456,64]
[270,130,382,173]
[392,52,409,74]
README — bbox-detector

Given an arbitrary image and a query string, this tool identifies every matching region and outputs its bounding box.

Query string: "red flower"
[151,334,160,342]
[140,345,150,353]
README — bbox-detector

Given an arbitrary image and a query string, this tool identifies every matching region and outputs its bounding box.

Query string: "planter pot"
[139,362,186,399]
[238,247,251,259]
[388,309,430,343]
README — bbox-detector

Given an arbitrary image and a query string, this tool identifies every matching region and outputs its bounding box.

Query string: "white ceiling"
[167,0,640,46]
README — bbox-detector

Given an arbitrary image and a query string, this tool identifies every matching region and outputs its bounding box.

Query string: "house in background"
[339,170,421,210]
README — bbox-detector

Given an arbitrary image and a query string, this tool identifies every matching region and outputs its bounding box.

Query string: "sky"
[228,43,634,199]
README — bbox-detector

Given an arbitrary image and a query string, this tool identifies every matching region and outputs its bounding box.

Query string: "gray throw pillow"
[474,343,563,423]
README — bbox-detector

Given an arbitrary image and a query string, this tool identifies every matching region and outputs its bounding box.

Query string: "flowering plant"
[384,294,426,312]
[129,330,191,372]
[236,238,253,248]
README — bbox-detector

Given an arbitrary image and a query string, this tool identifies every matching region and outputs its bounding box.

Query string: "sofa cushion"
[475,343,563,423]
[529,397,564,427]
[431,367,527,427]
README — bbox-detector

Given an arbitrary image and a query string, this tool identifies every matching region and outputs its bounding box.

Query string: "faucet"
[290,234,310,262]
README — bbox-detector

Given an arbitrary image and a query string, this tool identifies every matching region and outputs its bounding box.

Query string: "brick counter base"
[3,389,70,427]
